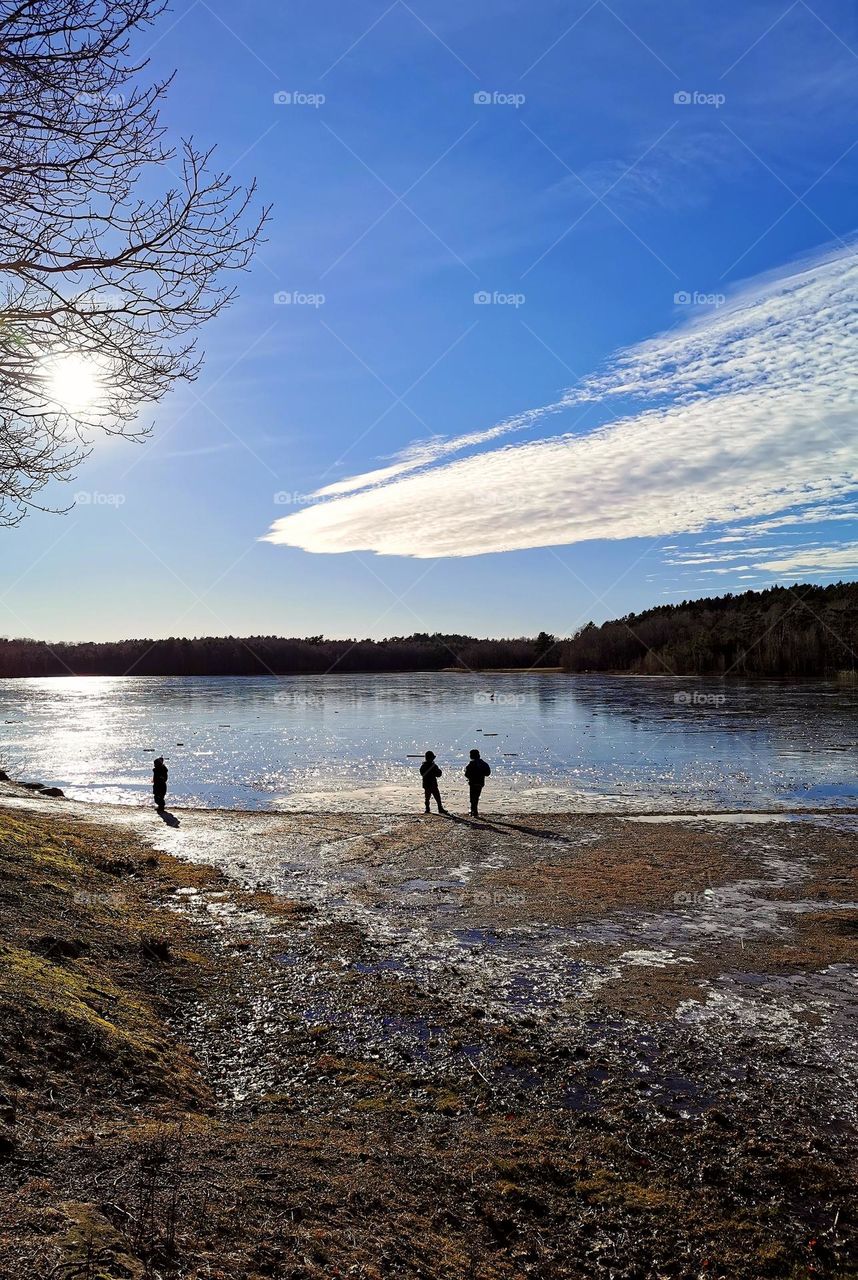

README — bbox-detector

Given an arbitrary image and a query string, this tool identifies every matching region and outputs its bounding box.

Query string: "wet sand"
[1,783,856,1277]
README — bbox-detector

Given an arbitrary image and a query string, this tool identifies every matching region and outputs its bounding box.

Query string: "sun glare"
[43,353,105,415]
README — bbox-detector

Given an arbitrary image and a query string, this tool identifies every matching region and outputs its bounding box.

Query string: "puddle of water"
[400,878,462,895]
[640,1072,715,1117]
[626,813,794,825]
[351,958,411,975]
[561,1084,602,1113]
[378,1014,447,1063]
[453,927,503,948]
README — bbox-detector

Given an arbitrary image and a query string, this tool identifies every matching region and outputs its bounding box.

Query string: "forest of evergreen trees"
[561,582,857,677]
[0,583,854,678]
[0,631,559,677]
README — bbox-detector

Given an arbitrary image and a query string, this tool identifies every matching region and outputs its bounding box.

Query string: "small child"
[464,748,491,818]
[419,750,447,814]
[152,756,168,811]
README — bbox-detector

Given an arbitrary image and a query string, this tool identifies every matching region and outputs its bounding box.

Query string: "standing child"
[464,748,491,818]
[419,751,447,814]
[152,756,168,811]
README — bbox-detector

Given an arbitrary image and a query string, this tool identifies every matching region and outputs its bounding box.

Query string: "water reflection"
[0,673,855,812]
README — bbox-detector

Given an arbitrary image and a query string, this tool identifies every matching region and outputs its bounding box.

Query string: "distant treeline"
[2,583,855,678]
[561,582,858,677]
[0,631,560,678]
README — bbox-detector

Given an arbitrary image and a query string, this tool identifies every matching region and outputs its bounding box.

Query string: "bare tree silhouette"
[0,0,269,524]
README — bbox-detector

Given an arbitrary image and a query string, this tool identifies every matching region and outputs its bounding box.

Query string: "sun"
[42,353,105,415]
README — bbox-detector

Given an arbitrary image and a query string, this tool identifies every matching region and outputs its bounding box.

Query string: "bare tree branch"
[0,0,269,524]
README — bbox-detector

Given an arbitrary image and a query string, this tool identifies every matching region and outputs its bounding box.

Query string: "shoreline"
[3,774,858,822]
[2,668,852,679]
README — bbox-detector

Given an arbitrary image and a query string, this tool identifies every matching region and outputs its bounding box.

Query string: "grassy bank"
[0,803,855,1278]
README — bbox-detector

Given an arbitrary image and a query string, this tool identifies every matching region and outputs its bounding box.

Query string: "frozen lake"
[0,673,855,812]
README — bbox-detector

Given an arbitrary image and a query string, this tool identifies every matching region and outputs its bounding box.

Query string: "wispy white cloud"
[666,547,792,565]
[755,542,858,575]
[313,406,554,497]
[718,502,858,537]
[264,244,858,569]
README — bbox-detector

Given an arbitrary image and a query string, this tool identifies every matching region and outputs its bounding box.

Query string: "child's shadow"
[443,812,503,833]
[157,808,180,828]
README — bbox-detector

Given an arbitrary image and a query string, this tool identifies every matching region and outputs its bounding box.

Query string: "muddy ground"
[0,786,856,1278]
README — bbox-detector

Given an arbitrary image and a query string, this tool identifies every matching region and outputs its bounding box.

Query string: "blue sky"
[5,0,858,642]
